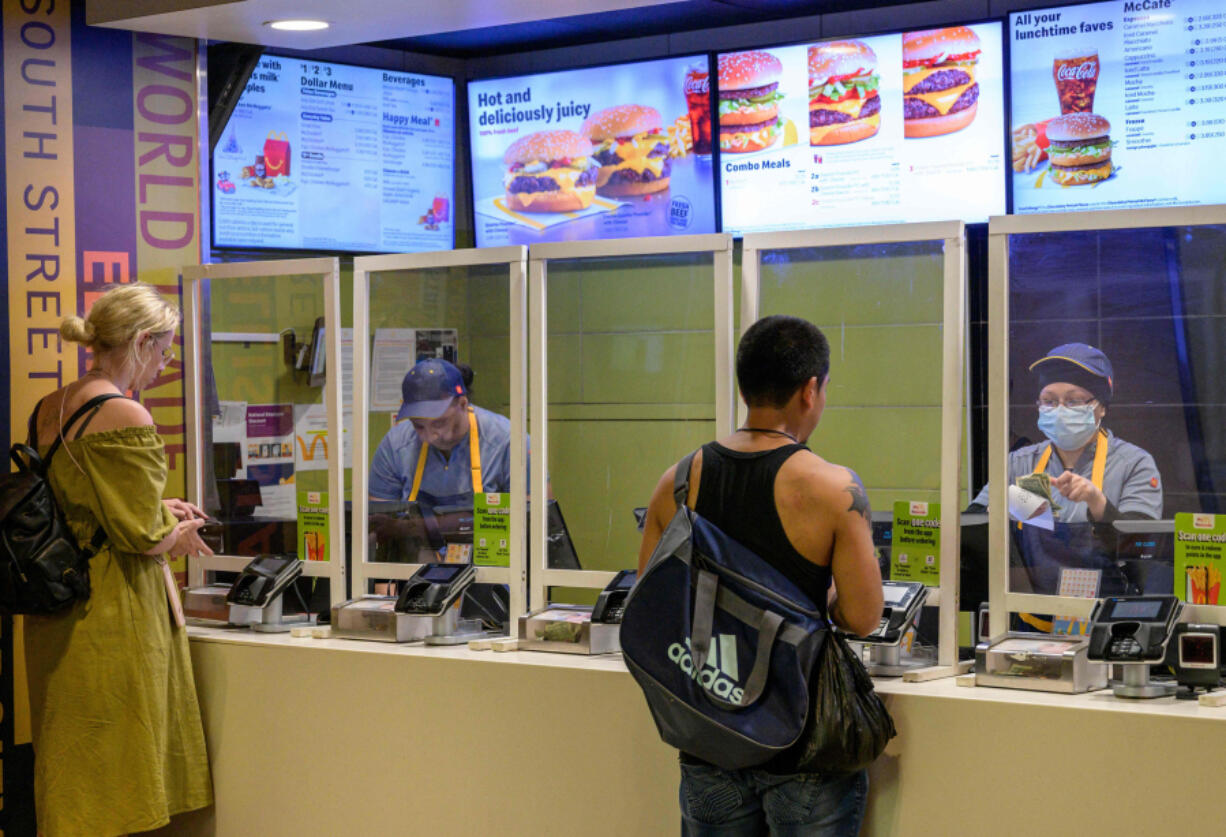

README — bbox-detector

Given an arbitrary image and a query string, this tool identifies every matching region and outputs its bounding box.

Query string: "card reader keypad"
[1108,636,1144,660]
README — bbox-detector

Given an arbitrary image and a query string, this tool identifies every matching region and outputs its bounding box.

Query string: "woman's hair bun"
[60,316,95,344]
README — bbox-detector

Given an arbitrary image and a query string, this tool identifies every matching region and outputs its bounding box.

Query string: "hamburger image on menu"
[580,104,671,197]
[503,130,600,213]
[903,26,982,137]
[718,50,784,153]
[1046,112,1112,185]
[808,40,881,145]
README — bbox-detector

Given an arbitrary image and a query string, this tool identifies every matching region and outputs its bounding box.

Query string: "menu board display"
[213,56,455,252]
[1011,0,1226,213]
[718,23,1006,235]
[468,56,716,246]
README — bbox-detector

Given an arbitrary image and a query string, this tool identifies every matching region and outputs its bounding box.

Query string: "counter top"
[188,626,1226,720]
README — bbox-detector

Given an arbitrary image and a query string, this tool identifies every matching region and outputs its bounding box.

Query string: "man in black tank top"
[638,315,883,837]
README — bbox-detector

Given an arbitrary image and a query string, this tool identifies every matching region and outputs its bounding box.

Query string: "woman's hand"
[1053,470,1108,520]
[147,518,215,558]
[164,498,208,521]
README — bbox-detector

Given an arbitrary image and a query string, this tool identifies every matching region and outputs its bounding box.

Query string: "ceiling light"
[265,19,330,32]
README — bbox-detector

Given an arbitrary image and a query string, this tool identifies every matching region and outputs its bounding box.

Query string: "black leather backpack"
[0,394,122,614]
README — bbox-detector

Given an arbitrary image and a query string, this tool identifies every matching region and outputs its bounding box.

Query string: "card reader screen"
[420,565,464,583]
[883,586,910,605]
[1109,600,1163,620]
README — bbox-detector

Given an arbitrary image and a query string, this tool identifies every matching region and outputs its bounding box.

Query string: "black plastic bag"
[791,628,896,773]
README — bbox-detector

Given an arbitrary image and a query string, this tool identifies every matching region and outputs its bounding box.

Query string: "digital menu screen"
[468,56,716,246]
[718,23,1006,235]
[212,56,455,253]
[1011,0,1226,213]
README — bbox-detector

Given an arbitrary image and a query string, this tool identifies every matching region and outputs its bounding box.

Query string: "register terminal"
[857,581,929,677]
[592,569,636,624]
[1087,594,1182,698]
[860,581,927,645]
[394,563,476,615]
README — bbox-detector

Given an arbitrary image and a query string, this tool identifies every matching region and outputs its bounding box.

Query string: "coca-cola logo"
[685,73,710,95]
[1056,60,1098,81]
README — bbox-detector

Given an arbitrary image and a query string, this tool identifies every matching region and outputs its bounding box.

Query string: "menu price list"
[214,57,454,253]
[1010,0,1226,214]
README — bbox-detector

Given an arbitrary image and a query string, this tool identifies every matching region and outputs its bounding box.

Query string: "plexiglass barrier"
[743,222,967,672]
[528,235,734,611]
[988,207,1226,635]
[183,258,346,605]
[351,248,528,621]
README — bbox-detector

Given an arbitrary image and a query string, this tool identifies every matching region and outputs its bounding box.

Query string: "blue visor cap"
[397,359,466,420]
[1029,342,1114,405]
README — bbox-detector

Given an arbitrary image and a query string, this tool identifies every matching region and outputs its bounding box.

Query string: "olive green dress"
[24,427,213,837]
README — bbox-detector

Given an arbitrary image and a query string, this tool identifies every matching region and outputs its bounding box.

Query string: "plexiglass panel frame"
[182,257,347,604]
[988,206,1226,637]
[742,222,967,672]
[527,234,735,612]
[351,247,529,620]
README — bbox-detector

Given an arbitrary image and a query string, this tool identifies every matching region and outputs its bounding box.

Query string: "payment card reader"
[858,581,928,677]
[226,554,314,633]
[592,569,636,624]
[1087,595,1182,698]
[394,563,483,645]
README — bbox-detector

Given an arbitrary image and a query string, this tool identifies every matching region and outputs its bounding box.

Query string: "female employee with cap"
[369,358,517,504]
[969,342,1162,522]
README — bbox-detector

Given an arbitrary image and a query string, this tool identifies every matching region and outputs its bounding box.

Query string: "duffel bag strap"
[672,450,699,508]
[690,568,785,710]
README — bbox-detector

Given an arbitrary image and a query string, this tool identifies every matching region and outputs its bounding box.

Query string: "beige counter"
[186,627,1226,836]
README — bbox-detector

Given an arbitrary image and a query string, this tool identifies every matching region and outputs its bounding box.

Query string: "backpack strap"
[672,449,699,508]
[44,393,127,465]
[40,393,126,559]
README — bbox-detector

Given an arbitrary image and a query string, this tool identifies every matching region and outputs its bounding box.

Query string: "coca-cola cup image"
[1053,48,1099,114]
[684,61,712,156]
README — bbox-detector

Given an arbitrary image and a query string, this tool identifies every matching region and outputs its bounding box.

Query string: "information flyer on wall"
[214,56,455,252]
[298,491,330,562]
[1011,0,1226,213]
[1174,512,1225,604]
[891,501,941,584]
[468,56,716,245]
[474,492,511,567]
[246,404,295,518]
[719,24,1006,235]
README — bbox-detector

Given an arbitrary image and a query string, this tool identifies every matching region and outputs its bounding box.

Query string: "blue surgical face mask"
[1037,404,1099,451]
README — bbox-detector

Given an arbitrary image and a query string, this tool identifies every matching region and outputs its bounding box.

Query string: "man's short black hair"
[736,315,830,408]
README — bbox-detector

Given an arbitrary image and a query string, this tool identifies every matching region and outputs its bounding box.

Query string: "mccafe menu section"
[1011,0,1226,213]
[718,23,1007,235]
[213,56,455,252]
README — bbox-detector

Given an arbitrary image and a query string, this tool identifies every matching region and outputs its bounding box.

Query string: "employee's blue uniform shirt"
[369,405,525,502]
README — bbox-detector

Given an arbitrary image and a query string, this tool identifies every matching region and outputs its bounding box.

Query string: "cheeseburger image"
[808,40,881,145]
[718,50,784,153]
[502,130,599,213]
[902,26,982,138]
[1046,112,1112,186]
[580,104,671,197]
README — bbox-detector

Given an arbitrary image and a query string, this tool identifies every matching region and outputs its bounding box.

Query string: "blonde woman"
[25,283,213,836]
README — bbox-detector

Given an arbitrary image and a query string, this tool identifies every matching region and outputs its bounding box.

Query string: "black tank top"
[694,441,832,606]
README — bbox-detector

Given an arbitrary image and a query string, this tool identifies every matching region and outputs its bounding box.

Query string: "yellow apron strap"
[408,441,429,502]
[1091,429,1108,490]
[1033,444,1053,475]
[468,408,483,494]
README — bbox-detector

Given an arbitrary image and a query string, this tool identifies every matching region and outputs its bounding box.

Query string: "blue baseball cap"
[397,359,466,421]
[1029,343,1113,404]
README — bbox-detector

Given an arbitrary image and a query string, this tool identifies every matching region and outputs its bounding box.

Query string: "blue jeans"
[679,762,868,837]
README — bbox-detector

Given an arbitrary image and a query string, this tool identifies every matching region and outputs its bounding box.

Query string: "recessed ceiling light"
[265,19,330,32]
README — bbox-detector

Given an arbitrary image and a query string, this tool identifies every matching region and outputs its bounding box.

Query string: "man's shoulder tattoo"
[843,468,871,524]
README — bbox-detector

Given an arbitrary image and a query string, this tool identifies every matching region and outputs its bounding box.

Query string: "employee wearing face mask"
[969,342,1162,522]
